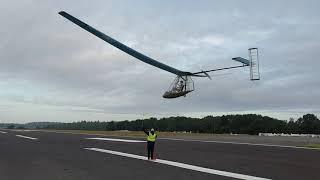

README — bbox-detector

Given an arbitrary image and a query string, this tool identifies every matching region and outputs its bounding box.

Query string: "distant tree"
[7,125,15,129]
[296,114,320,134]
[286,118,298,134]
[40,113,320,135]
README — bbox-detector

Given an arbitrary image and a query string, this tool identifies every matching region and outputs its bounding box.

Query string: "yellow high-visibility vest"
[147,132,157,142]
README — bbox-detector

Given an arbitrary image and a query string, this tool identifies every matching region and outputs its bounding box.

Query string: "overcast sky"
[0,0,319,123]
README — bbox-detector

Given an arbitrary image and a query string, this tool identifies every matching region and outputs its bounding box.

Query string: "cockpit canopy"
[162,76,194,98]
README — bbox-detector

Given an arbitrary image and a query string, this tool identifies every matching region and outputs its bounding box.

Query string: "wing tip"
[58,11,67,16]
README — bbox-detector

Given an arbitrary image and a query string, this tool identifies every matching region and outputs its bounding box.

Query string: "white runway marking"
[85,147,271,180]
[16,135,38,140]
[12,130,36,132]
[160,138,319,150]
[0,131,7,133]
[86,137,145,143]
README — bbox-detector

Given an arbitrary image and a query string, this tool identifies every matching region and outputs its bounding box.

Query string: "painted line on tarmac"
[86,137,145,143]
[16,135,38,140]
[0,131,7,134]
[85,147,271,180]
[11,130,36,132]
[159,138,319,150]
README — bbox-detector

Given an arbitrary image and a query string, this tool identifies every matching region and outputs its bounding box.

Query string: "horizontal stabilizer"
[232,57,250,66]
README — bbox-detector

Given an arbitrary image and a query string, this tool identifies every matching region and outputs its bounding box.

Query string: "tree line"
[37,113,320,135]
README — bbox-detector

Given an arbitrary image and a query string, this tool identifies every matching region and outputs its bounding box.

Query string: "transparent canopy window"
[163,76,194,98]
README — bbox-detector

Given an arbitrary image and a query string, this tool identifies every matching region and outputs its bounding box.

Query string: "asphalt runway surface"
[0,130,319,180]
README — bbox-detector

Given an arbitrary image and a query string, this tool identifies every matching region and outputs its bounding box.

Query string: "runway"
[0,130,319,180]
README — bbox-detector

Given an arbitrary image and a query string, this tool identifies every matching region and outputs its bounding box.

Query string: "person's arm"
[143,129,149,135]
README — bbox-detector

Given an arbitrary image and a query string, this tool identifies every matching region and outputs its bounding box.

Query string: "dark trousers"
[147,141,155,159]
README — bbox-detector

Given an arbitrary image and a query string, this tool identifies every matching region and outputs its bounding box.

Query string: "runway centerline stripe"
[85,147,271,180]
[159,138,319,150]
[0,131,7,134]
[16,135,38,140]
[86,137,145,143]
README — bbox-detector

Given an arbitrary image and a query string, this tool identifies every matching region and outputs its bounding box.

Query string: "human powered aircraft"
[59,11,260,99]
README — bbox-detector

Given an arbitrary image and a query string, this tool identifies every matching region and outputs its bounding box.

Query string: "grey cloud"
[0,0,319,122]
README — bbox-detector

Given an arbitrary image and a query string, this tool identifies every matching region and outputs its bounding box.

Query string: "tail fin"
[232,48,260,81]
[248,48,260,80]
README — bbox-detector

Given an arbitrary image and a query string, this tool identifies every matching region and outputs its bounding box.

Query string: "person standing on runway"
[143,128,157,160]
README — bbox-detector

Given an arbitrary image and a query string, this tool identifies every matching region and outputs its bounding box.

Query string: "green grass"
[38,129,146,138]
[36,129,219,138]
[303,144,320,149]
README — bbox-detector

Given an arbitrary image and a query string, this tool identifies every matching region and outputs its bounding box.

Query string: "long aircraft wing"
[58,11,189,76]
